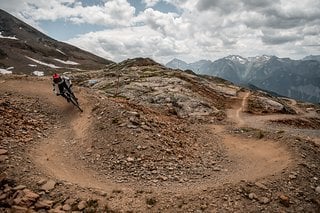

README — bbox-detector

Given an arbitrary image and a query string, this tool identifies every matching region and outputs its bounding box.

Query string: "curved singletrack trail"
[216,91,291,182]
[0,80,292,195]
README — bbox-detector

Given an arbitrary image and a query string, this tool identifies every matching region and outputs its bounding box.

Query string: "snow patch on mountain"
[0,32,18,40]
[225,55,247,64]
[25,56,61,69]
[54,58,79,65]
[56,49,66,55]
[0,68,12,74]
[32,71,44,76]
[67,67,83,71]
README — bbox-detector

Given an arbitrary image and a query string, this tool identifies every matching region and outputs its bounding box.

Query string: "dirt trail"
[216,91,291,181]
[0,79,127,193]
[214,127,290,181]
[1,80,292,195]
[236,94,320,145]
[27,82,133,194]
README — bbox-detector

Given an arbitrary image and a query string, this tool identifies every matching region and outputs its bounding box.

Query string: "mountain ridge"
[0,9,114,75]
[166,55,320,103]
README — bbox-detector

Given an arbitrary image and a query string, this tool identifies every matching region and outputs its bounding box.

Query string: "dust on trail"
[235,91,250,126]
[1,79,292,195]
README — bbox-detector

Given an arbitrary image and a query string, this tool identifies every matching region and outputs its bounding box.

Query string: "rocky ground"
[0,59,320,212]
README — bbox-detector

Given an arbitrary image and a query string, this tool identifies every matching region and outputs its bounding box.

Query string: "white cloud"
[142,0,161,7]
[67,26,189,63]
[2,0,135,27]
[1,0,320,63]
[67,1,135,26]
[164,0,196,11]
[135,8,188,39]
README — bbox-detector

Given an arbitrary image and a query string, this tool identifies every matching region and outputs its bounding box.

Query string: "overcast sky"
[1,0,320,63]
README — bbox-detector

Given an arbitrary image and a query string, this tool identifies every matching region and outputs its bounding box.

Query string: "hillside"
[1,58,320,212]
[0,9,114,76]
[166,55,320,103]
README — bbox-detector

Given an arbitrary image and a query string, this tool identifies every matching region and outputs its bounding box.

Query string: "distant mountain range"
[166,55,320,103]
[0,9,113,75]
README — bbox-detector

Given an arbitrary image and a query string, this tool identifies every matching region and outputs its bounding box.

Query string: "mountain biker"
[52,73,74,102]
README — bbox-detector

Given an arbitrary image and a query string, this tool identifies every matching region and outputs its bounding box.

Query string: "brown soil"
[1,77,320,212]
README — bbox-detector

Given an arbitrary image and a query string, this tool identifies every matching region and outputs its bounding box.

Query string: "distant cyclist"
[52,73,74,102]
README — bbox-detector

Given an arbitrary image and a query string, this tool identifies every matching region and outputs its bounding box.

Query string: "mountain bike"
[63,87,83,112]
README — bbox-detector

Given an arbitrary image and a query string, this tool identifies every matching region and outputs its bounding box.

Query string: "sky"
[0,0,320,64]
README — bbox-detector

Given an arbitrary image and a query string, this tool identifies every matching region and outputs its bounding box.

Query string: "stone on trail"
[37,178,47,185]
[259,197,270,204]
[13,185,27,190]
[0,149,8,155]
[278,194,290,207]
[12,205,29,212]
[13,189,40,207]
[78,200,87,210]
[0,155,8,162]
[0,172,7,182]
[127,157,135,162]
[213,167,221,171]
[35,199,53,209]
[41,180,56,192]
[62,204,72,211]
[255,182,268,190]
[248,193,257,200]
[23,189,40,201]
